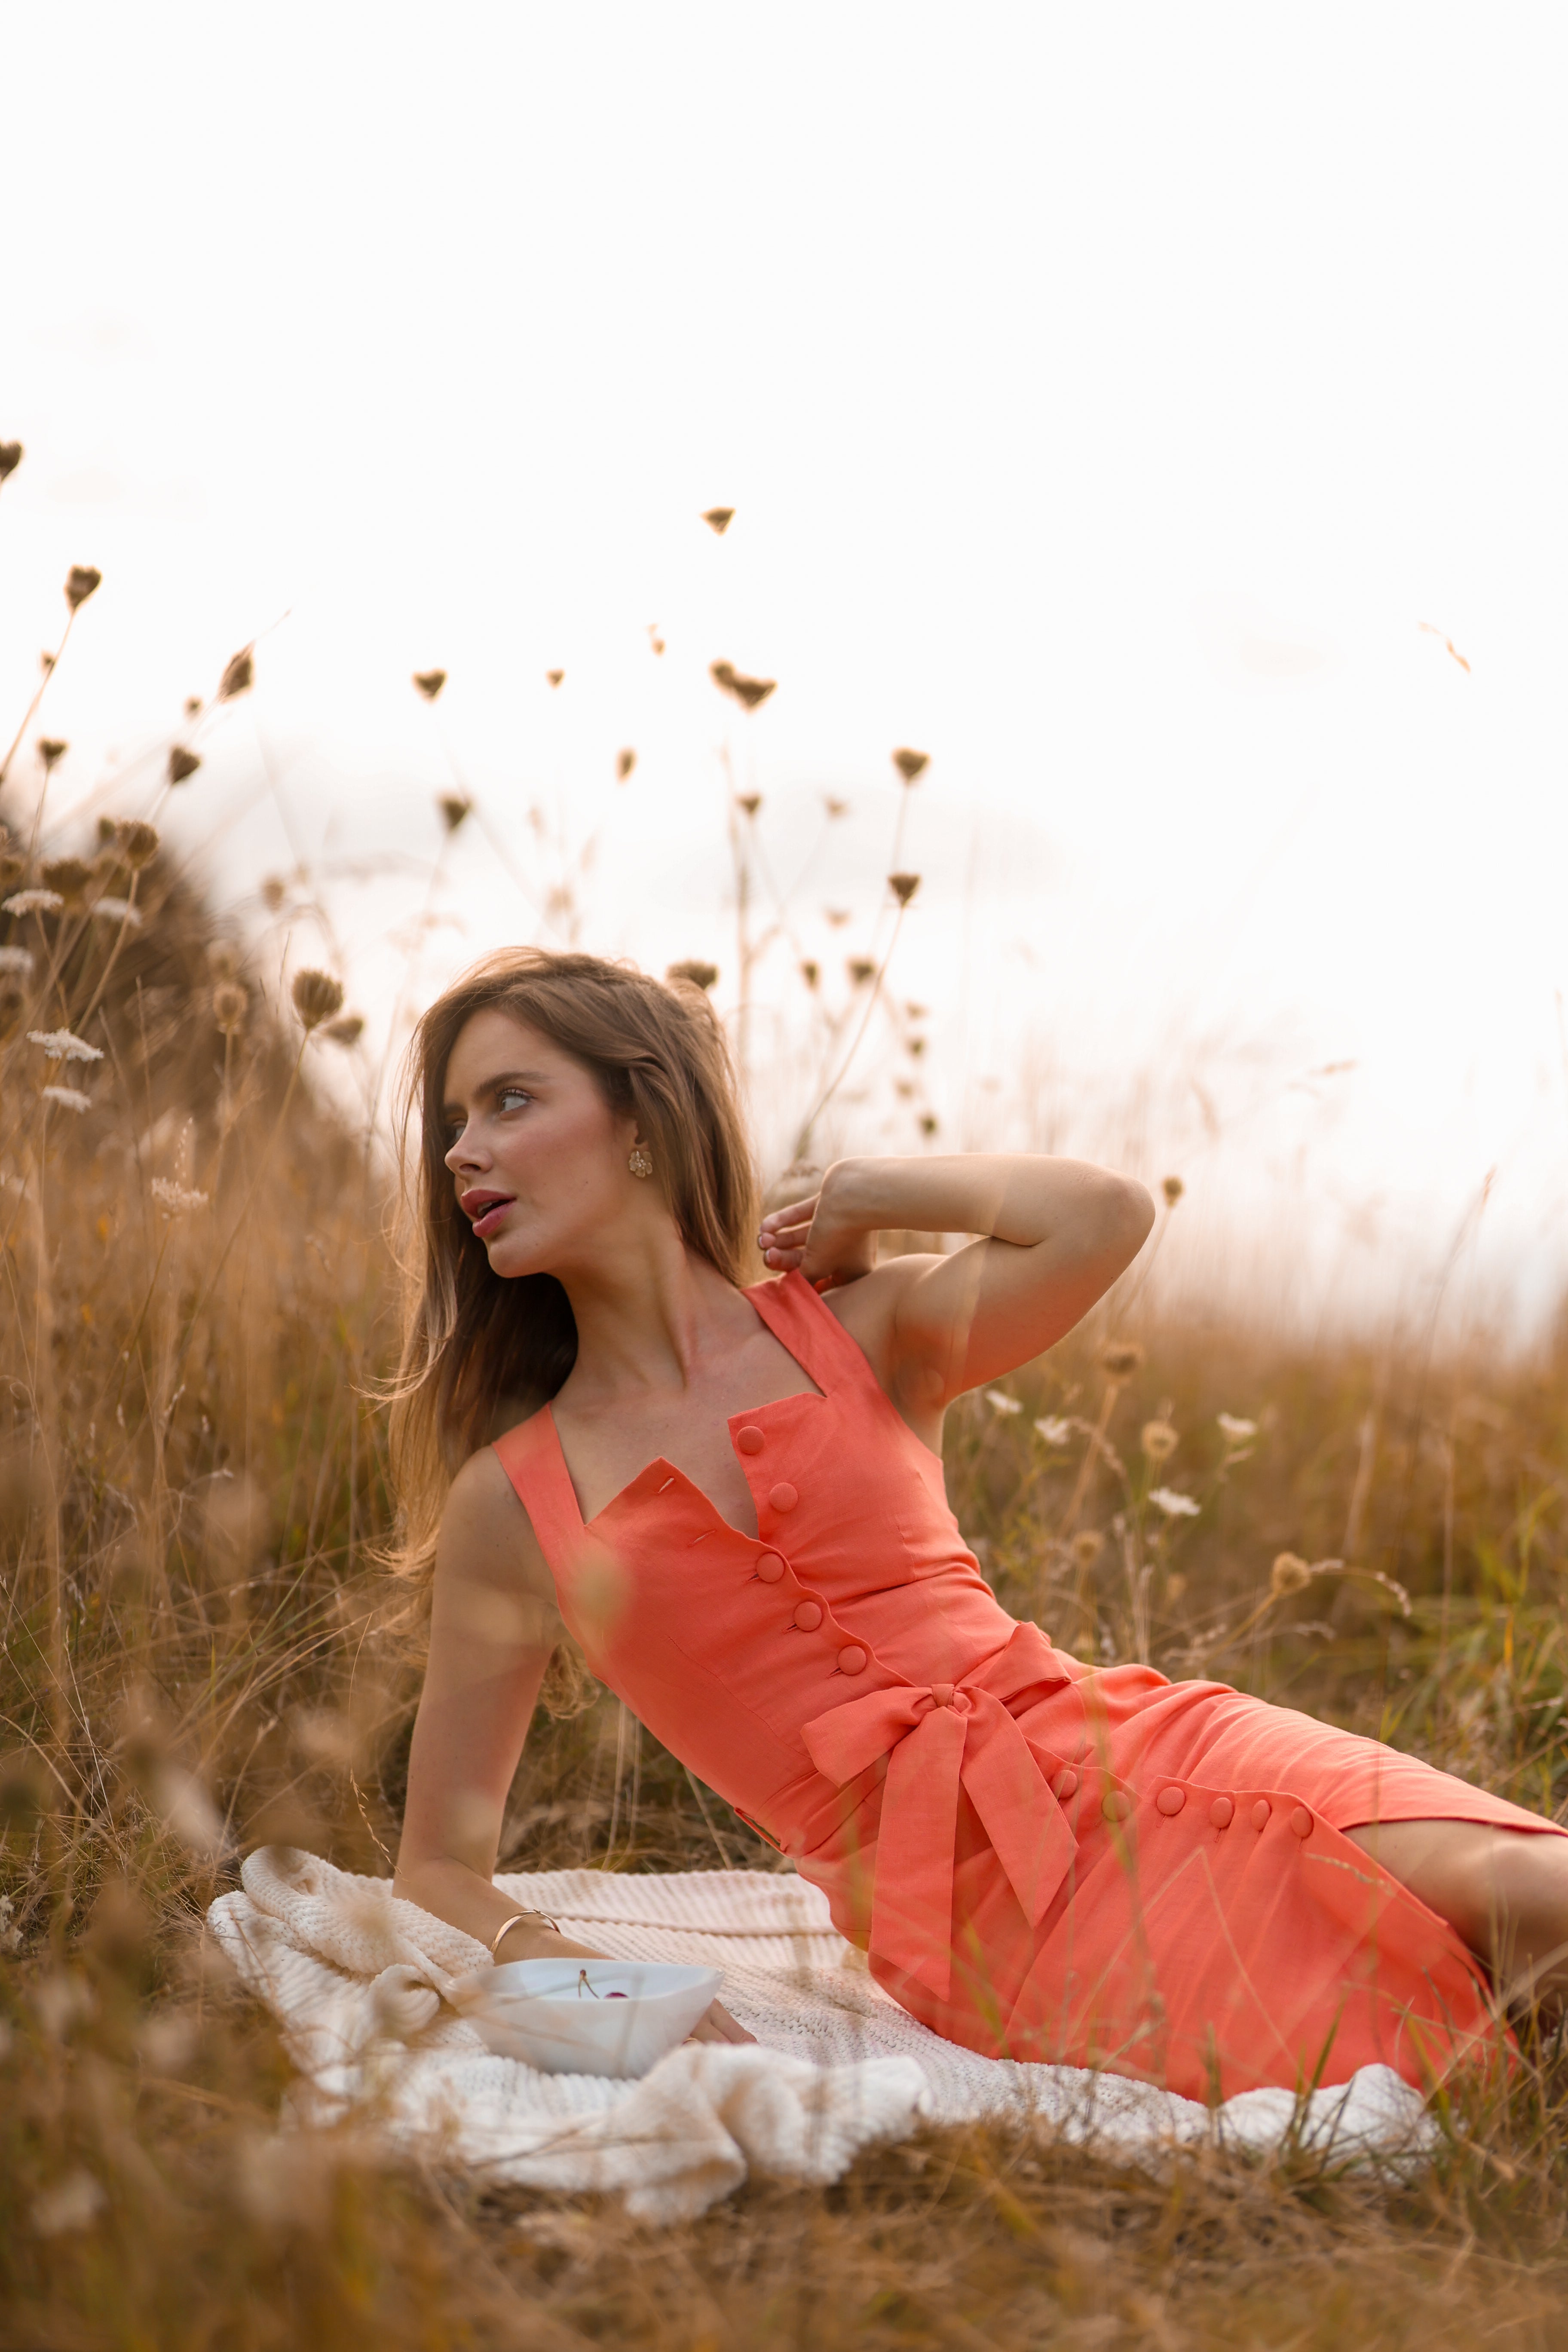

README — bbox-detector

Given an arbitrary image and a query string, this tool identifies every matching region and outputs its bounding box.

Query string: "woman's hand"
[757,1182,877,1290]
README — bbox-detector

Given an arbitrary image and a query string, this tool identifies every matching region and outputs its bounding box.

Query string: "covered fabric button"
[794,1600,823,1631]
[836,1645,867,1674]
[736,1426,765,1455]
[1102,1791,1132,1822]
[1251,1799,1271,1831]
[1290,1806,1313,1838]
[1051,1768,1079,1800]
[1156,1785,1186,1816]
[769,1482,799,1513]
[1209,1797,1234,1829]
[754,1550,786,1583]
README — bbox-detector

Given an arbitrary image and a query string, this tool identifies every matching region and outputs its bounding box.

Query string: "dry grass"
[6,674,1568,2348]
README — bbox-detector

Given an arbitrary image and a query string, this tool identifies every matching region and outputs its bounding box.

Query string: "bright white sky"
[3,4,1566,1333]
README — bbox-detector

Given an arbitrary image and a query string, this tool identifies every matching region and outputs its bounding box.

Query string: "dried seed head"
[437,794,472,833]
[616,748,637,782]
[412,668,447,702]
[212,982,248,1036]
[546,668,565,688]
[1141,1419,1179,1464]
[0,853,29,891]
[0,441,22,482]
[184,695,203,717]
[892,747,929,784]
[1099,1340,1145,1381]
[919,1112,939,1136]
[1161,1175,1184,1208]
[824,796,848,819]
[37,738,68,771]
[737,793,761,817]
[824,906,851,927]
[41,856,92,906]
[324,1013,364,1047]
[64,564,102,612]
[666,959,719,992]
[260,876,286,913]
[889,872,921,907]
[1071,1530,1106,1571]
[291,968,344,1031]
[1271,1552,1314,1598]
[39,650,55,674]
[116,821,159,871]
[710,660,777,711]
[701,506,735,535]
[800,959,820,989]
[218,646,254,700]
[848,958,877,986]
[207,939,240,980]
[96,816,117,848]
[168,746,202,786]
[906,1035,927,1057]
[647,625,665,656]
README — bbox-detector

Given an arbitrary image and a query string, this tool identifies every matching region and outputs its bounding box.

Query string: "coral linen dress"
[493,1271,1559,2101]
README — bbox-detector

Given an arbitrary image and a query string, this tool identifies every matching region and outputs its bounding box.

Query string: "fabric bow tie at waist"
[800,1623,1075,2000]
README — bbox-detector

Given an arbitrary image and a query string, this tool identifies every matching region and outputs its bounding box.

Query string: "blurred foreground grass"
[4,835,1568,2348]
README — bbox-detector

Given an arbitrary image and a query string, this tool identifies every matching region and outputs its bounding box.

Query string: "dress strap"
[491,1407,585,1581]
[746,1268,886,1397]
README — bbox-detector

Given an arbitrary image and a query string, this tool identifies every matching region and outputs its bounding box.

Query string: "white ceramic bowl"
[453,1957,724,2079]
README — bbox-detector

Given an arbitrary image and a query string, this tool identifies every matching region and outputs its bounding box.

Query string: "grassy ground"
[4,841,1568,2348]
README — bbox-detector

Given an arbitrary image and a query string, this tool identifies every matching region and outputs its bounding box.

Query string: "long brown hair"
[386,948,758,1583]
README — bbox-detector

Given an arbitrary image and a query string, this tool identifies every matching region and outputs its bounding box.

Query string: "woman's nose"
[444,1125,485,1175]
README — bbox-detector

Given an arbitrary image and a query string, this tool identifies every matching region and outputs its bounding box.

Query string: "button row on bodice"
[1050,1773,1314,1841]
[744,1505,869,1676]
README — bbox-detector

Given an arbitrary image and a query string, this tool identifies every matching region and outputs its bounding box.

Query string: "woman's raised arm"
[758,1154,1154,1439]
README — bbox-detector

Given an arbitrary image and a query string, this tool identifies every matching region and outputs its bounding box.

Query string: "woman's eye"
[498,1088,531,1112]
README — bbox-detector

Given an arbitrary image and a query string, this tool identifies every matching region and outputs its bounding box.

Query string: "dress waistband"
[799,1617,1075,2001]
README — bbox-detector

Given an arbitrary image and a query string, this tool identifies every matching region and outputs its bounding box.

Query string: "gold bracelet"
[488,1908,560,1960]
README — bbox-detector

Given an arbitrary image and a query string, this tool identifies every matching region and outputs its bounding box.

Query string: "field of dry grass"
[5,590,1568,2346]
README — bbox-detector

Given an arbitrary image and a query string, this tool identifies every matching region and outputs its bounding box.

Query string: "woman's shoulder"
[438,1435,552,1590]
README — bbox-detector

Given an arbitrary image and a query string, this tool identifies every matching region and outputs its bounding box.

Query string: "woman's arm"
[395,1443,753,2040]
[758,1154,1154,1442]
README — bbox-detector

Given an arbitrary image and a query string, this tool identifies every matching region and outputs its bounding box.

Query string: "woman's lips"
[460,1191,514,1240]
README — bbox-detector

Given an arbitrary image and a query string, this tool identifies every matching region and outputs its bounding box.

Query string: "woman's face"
[441,1009,648,1279]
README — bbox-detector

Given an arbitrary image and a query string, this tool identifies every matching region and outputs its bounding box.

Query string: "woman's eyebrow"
[441,1070,549,1118]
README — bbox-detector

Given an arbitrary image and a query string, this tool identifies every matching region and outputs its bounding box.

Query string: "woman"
[392,948,1568,2100]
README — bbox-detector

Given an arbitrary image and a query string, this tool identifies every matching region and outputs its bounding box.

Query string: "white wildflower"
[92,895,142,926]
[1149,1487,1200,1519]
[41,1086,91,1113]
[1033,1416,1073,1446]
[151,1178,209,1214]
[28,1028,103,1063]
[1218,1414,1257,1442]
[984,1389,1023,1416]
[3,889,64,915]
[0,944,33,976]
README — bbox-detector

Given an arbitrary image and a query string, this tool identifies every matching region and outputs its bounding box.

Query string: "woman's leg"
[1346,1819,1568,2011]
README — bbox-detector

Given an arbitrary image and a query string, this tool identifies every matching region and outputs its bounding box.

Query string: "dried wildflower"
[412,668,447,701]
[1034,1416,1072,1446]
[889,872,921,907]
[1141,1419,1179,1464]
[212,982,248,1036]
[906,1035,927,1058]
[116,820,159,870]
[324,1014,364,1047]
[1271,1552,1314,1597]
[207,939,239,980]
[546,668,565,688]
[647,625,665,655]
[0,848,24,889]
[825,906,851,928]
[0,944,33,977]
[151,1178,209,1214]
[984,1389,1023,1416]
[37,738,68,771]
[41,857,92,906]
[64,564,102,611]
[167,746,202,785]
[1071,1529,1106,1571]
[1149,1487,1200,1519]
[291,968,344,1031]
[260,876,287,913]
[1218,1413,1257,1443]
[848,958,877,987]
[92,896,142,927]
[39,650,55,674]
[0,440,22,482]
[800,959,820,989]
[438,794,472,833]
[184,694,203,717]
[710,660,777,710]
[824,796,848,819]
[701,507,735,535]
[906,1001,928,1020]
[737,793,761,817]
[41,1085,91,1113]
[892,747,929,784]
[919,1112,939,1136]
[666,959,720,992]
[218,646,254,699]
[616,748,637,781]
[4,889,63,916]
[1161,1174,1184,1207]
[29,1028,103,1063]
[1099,1340,1145,1380]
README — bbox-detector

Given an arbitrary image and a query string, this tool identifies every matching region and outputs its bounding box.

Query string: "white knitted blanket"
[208,1849,1434,2224]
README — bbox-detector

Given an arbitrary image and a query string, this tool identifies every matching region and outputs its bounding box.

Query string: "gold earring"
[628,1144,653,1180]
